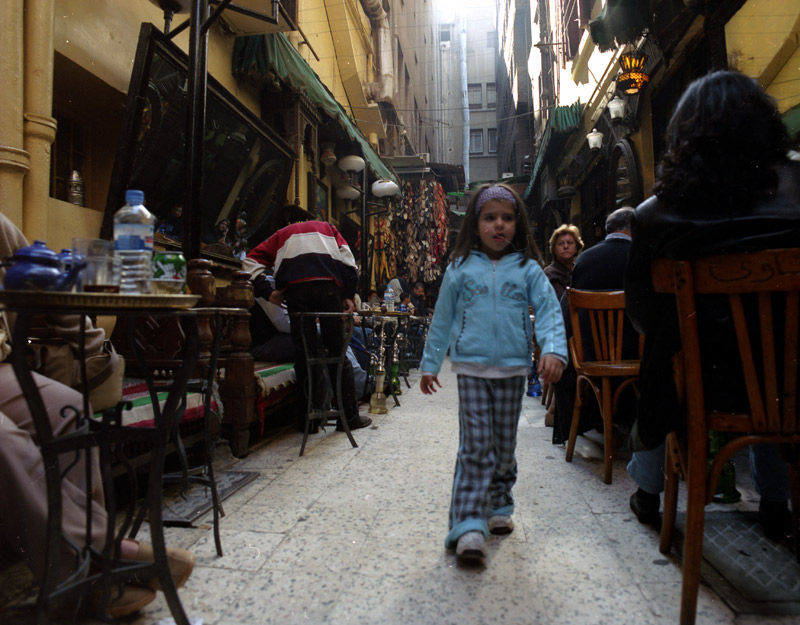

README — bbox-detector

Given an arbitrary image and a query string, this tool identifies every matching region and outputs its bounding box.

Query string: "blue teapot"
[2,240,85,291]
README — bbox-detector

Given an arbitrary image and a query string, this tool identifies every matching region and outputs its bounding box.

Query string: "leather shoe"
[87,583,156,618]
[759,499,793,542]
[131,542,195,591]
[336,415,372,431]
[630,489,661,528]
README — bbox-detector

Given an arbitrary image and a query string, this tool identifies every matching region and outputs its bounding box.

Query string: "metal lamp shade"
[338,155,365,174]
[371,179,399,197]
[336,185,361,200]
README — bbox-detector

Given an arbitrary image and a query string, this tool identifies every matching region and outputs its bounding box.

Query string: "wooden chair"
[652,249,800,625]
[564,288,641,484]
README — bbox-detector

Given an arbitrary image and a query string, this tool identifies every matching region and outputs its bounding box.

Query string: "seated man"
[410,281,428,317]
[249,270,295,363]
[244,219,371,433]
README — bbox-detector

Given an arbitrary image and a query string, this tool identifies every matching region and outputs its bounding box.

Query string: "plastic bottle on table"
[114,189,155,294]
[384,284,395,312]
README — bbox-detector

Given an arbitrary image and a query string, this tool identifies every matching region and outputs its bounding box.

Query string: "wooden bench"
[110,259,297,458]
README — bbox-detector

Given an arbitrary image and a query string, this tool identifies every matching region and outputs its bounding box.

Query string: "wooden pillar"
[22,0,58,241]
[218,271,255,458]
[0,0,28,226]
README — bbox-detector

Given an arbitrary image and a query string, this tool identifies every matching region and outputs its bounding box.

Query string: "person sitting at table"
[249,270,295,363]
[365,287,381,309]
[0,212,195,618]
[410,281,428,317]
[398,291,414,313]
[544,224,583,302]
[156,203,183,241]
[550,207,637,445]
[243,218,372,433]
[388,273,408,306]
[624,70,799,539]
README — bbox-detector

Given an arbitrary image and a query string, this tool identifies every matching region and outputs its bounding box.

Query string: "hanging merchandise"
[389,180,449,285]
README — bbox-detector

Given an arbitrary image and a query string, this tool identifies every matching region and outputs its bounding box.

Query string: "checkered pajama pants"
[445,374,526,548]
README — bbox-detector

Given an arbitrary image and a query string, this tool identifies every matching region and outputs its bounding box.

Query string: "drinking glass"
[72,237,120,293]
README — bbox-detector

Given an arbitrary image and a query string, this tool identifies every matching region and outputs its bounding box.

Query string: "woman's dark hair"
[653,70,787,212]
[450,183,543,267]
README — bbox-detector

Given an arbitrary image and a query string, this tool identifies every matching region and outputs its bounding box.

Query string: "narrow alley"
[4,364,796,625]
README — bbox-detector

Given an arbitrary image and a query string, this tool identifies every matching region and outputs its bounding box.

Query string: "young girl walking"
[419,183,567,566]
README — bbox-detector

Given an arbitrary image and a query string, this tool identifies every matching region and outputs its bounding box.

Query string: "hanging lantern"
[617,50,649,95]
[320,142,337,166]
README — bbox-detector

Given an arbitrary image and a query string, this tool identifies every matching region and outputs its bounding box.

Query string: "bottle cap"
[125,189,145,205]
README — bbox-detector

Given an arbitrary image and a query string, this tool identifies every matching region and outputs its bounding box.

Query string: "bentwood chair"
[651,249,800,625]
[564,288,642,484]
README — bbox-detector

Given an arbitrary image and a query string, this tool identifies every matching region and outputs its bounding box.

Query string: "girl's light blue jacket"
[420,251,568,375]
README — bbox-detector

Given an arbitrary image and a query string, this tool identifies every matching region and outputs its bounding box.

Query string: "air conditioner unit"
[501,172,514,179]
[418,152,431,163]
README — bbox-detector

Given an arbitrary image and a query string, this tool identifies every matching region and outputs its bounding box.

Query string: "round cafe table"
[0,290,202,625]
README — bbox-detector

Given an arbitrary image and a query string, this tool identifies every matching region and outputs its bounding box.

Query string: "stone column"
[22,0,57,241]
[0,0,28,226]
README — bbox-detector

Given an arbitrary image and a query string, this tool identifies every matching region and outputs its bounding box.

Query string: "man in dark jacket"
[244,220,371,432]
[551,207,636,445]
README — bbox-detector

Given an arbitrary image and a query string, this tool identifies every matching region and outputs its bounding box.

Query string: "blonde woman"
[544,224,584,301]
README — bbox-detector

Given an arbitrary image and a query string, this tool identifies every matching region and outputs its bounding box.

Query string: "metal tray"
[0,290,200,311]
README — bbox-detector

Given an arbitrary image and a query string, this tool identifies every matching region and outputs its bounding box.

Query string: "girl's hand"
[538,354,565,385]
[420,375,442,394]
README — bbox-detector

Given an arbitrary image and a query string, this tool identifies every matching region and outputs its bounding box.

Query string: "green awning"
[784,104,800,141]
[232,34,397,185]
[523,101,583,200]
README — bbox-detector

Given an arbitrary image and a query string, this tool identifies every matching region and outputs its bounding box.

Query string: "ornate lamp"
[587,128,604,152]
[617,50,649,95]
[607,96,626,122]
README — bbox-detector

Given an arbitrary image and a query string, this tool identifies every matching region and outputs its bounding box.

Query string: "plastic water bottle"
[114,189,155,294]
[384,284,395,311]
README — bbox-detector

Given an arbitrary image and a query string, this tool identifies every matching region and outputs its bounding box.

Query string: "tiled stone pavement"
[2,364,798,624]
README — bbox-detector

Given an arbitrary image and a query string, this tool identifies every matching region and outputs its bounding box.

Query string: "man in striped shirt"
[244,220,372,433]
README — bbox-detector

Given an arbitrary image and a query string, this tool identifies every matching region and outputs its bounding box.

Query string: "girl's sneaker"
[488,515,514,535]
[456,531,487,566]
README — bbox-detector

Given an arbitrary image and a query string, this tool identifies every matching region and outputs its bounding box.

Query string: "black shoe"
[759,499,793,542]
[630,488,661,528]
[336,415,372,431]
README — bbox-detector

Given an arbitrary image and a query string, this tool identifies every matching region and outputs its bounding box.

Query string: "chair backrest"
[651,248,800,435]
[566,288,634,366]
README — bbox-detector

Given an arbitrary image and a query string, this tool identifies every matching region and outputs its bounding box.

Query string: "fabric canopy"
[523,101,584,200]
[232,33,398,185]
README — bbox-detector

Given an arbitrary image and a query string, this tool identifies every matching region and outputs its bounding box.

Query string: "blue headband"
[475,186,516,215]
